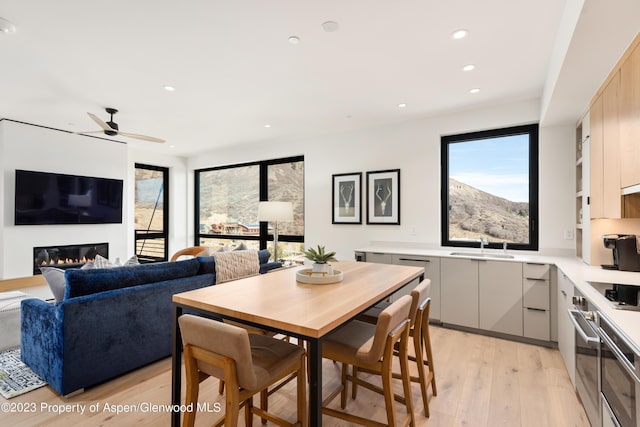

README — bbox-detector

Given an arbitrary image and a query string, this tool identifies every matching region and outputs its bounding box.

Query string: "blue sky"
[449,134,529,202]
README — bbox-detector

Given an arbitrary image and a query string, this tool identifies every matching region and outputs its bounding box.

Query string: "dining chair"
[169,246,210,261]
[178,314,307,427]
[356,279,437,417]
[322,294,415,426]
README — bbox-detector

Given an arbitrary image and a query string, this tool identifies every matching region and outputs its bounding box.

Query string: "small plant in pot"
[304,245,337,275]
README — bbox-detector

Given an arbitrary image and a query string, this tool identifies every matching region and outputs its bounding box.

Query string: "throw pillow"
[40,266,66,303]
[233,242,248,251]
[93,254,115,268]
[123,255,140,266]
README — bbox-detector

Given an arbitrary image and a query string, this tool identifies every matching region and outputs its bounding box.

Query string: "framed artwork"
[366,169,400,225]
[332,172,362,224]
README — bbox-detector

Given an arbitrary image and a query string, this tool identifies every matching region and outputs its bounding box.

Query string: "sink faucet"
[480,237,487,253]
[503,242,508,254]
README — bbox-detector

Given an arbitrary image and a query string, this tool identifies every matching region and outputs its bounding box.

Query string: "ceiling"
[0,1,579,156]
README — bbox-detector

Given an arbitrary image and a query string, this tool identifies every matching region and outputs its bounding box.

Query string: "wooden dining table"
[170,260,425,426]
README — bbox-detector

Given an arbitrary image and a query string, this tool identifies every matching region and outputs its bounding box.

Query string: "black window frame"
[440,124,539,251]
[194,155,304,250]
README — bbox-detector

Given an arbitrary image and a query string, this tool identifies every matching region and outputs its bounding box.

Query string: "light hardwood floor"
[4,325,590,426]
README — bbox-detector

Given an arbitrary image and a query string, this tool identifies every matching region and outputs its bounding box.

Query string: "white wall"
[188,98,577,261]
[0,120,129,278]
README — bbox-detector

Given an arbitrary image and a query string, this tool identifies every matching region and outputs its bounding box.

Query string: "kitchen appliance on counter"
[602,234,640,272]
[599,314,640,427]
[588,282,640,312]
[570,288,601,427]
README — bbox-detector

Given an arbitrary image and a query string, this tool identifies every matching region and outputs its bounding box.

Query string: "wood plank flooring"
[3,325,590,426]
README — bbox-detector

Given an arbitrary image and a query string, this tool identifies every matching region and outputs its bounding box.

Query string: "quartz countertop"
[354,245,640,353]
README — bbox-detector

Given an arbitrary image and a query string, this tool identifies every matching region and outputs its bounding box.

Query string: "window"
[195,156,304,261]
[441,124,539,251]
[134,164,169,262]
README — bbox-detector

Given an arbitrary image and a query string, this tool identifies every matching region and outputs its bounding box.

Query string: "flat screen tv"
[15,169,123,225]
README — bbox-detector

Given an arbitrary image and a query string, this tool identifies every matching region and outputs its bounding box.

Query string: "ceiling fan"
[80,108,165,143]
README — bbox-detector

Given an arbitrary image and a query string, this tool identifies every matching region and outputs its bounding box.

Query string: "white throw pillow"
[93,254,115,268]
[40,267,66,303]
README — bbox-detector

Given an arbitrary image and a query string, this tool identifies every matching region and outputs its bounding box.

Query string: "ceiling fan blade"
[118,131,165,143]
[87,112,112,131]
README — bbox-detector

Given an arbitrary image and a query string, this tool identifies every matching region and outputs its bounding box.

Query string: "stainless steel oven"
[599,314,640,427]
[570,288,601,427]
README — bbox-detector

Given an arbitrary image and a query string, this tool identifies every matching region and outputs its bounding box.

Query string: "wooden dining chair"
[322,294,415,426]
[178,314,307,427]
[355,280,437,417]
[169,246,210,261]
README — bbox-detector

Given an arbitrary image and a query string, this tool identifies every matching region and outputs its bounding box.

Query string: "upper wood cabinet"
[619,43,640,189]
[590,72,622,219]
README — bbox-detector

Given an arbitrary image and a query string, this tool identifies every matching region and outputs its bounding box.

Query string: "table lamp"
[258,201,293,261]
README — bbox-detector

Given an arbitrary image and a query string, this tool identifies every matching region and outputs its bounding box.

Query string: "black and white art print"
[332,172,362,224]
[366,169,400,225]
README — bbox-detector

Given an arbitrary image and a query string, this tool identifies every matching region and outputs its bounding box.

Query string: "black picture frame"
[332,172,362,224]
[366,169,400,225]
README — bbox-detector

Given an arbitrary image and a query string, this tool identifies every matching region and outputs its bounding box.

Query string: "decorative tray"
[296,268,344,285]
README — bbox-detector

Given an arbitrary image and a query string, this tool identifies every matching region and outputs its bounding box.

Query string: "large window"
[134,164,169,262]
[195,156,304,261]
[441,124,539,251]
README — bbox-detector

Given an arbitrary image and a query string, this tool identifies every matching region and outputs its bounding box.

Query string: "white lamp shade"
[257,201,293,222]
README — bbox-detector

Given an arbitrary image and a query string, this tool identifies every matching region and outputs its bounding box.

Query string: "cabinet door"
[620,44,640,188]
[365,252,393,264]
[557,270,576,387]
[478,260,523,336]
[603,72,621,218]
[392,255,441,321]
[441,258,478,328]
[590,94,604,219]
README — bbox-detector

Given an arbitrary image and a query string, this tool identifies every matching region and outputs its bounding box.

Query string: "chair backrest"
[359,294,412,365]
[178,314,258,390]
[170,246,210,262]
[409,279,431,327]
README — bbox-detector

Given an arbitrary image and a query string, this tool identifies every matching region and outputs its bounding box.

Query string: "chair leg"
[297,355,307,426]
[246,396,254,427]
[340,362,348,409]
[225,386,240,427]
[381,356,398,427]
[183,350,200,427]
[260,389,268,425]
[423,323,437,396]
[399,338,416,427]
[413,332,430,417]
[351,365,358,400]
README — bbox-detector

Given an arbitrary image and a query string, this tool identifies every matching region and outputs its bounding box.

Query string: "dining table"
[170,260,425,426]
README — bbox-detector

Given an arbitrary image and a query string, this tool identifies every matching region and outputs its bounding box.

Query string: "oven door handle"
[568,309,600,346]
[599,327,640,384]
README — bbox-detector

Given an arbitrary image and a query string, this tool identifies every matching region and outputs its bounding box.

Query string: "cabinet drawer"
[523,308,550,341]
[523,278,549,310]
[523,263,549,280]
[365,252,393,264]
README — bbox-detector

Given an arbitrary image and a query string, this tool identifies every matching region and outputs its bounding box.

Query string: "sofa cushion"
[64,258,201,299]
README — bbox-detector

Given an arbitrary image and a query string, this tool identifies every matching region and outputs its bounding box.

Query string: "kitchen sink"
[449,251,515,259]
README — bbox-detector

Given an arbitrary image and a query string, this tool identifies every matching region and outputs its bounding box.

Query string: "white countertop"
[355,245,640,353]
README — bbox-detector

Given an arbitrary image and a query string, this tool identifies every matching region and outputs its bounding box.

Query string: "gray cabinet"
[557,269,576,387]
[479,260,523,336]
[441,258,479,328]
[392,254,441,321]
[522,263,551,341]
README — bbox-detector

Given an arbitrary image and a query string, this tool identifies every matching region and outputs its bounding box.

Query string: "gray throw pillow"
[40,266,66,303]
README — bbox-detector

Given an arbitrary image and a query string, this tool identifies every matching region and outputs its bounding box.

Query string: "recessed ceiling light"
[264,124,272,128]
[169,144,176,149]
[163,85,176,91]
[469,88,480,94]
[398,103,407,108]
[288,36,300,44]
[0,17,16,34]
[451,29,468,40]
[321,21,339,32]
[463,64,475,72]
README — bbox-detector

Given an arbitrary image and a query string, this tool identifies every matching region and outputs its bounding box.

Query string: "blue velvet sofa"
[21,250,280,396]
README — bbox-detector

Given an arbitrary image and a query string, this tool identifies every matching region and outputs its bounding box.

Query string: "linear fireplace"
[33,243,109,275]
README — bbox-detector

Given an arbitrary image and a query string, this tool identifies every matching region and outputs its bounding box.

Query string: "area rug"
[0,347,46,399]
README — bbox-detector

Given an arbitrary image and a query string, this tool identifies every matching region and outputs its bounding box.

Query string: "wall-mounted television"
[14,169,123,225]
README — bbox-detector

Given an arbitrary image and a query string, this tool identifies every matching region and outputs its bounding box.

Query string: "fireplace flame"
[40,256,96,267]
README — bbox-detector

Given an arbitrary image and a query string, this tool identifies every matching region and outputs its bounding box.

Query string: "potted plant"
[304,245,337,275]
